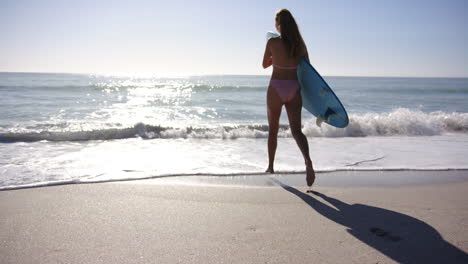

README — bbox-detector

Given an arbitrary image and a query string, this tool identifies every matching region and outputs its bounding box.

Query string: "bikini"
[269,64,300,103]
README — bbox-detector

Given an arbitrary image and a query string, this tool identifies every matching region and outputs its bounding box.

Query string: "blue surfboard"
[266,32,349,128]
[297,58,349,128]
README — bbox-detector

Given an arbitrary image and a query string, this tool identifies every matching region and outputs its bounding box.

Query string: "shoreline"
[1,178,467,263]
[2,169,468,191]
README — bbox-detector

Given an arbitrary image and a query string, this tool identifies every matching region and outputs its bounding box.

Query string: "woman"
[262,9,315,186]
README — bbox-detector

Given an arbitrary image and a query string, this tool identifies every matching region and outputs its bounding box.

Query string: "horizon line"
[1,70,467,79]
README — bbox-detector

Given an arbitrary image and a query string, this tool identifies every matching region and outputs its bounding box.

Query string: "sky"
[0,0,467,77]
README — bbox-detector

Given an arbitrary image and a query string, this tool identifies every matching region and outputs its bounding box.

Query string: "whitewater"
[1,73,467,189]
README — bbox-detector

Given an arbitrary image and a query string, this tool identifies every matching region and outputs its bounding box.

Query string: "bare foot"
[306,161,315,187]
[265,166,274,173]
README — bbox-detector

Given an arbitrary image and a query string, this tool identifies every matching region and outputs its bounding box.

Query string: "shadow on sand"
[271,178,468,263]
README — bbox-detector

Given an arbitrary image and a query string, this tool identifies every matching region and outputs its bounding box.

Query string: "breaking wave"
[1,109,467,143]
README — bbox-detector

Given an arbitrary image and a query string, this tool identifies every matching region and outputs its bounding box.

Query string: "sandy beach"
[2,1,467,263]
[1,173,467,264]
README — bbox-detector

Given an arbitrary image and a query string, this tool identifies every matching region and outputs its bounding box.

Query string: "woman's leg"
[266,86,283,173]
[285,92,315,186]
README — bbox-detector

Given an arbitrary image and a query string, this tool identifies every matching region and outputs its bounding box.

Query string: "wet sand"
[1,174,468,263]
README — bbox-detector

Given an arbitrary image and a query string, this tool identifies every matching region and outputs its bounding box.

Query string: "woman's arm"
[262,39,273,69]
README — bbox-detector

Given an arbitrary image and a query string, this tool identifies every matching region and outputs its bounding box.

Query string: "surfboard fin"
[316,116,324,127]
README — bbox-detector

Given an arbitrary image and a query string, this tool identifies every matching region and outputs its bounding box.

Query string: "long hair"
[275,9,305,58]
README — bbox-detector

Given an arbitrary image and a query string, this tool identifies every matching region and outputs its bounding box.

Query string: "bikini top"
[272,64,297,70]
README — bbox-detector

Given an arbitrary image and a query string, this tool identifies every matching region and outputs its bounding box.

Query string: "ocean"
[1,73,467,189]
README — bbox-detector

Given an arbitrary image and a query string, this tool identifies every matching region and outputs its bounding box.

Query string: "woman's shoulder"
[267,37,282,49]
[267,36,281,44]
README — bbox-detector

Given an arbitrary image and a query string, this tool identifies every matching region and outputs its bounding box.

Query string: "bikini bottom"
[269,79,300,103]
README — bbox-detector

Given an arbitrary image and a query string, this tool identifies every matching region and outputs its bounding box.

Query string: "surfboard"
[297,58,349,128]
[266,32,349,128]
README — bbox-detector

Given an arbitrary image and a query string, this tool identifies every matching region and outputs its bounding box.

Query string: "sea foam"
[0,109,467,142]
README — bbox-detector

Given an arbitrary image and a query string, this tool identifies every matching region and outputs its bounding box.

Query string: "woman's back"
[268,37,307,80]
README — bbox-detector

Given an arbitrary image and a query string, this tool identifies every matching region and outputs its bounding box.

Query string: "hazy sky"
[1,0,467,77]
